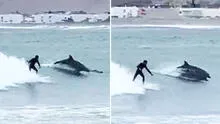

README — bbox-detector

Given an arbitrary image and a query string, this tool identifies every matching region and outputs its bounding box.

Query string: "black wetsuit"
[28,58,40,73]
[133,62,152,84]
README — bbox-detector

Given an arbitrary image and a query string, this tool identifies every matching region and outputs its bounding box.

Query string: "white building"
[0,14,24,24]
[32,13,109,24]
[68,14,109,23]
[111,6,140,18]
[0,12,109,24]
[179,8,220,18]
[23,16,35,23]
[96,13,109,21]
[87,14,109,23]
[32,13,67,24]
[68,14,90,22]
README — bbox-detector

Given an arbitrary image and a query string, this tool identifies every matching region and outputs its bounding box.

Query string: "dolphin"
[52,67,86,77]
[54,55,103,74]
[177,61,211,81]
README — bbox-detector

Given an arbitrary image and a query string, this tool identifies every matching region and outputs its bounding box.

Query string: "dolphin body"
[177,61,211,81]
[54,55,103,74]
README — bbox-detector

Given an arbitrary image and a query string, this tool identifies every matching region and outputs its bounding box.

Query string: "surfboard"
[41,63,53,67]
[134,82,160,91]
[143,85,160,91]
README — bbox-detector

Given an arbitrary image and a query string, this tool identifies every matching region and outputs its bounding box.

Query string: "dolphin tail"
[90,69,103,74]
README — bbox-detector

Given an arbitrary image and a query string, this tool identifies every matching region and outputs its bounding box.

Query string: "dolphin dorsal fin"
[184,61,189,66]
[68,55,74,61]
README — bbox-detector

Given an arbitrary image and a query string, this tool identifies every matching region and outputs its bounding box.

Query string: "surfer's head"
[143,60,147,64]
[35,55,39,59]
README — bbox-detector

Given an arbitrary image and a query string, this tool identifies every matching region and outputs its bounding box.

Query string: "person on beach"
[133,60,153,84]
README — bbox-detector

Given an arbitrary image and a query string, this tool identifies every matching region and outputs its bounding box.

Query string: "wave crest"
[0,52,50,89]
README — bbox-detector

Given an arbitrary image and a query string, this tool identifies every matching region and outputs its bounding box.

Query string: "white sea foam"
[111,62,159,96]
[0,52,50,89]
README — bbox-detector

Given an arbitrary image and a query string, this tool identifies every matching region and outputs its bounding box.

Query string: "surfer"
[28,55,41,73]
[133,60,153,84]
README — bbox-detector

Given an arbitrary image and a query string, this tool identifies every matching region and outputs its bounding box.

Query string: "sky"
[0,0,109,14]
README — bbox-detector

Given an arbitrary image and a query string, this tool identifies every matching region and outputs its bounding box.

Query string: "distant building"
[179,8,220,18]
[68,14,90,22]
[67,14,109,23]
[23,16,35,23]
[0,11,109,24]
[32,13,67,24]
[0,14,23,24]
[111,6,142,18]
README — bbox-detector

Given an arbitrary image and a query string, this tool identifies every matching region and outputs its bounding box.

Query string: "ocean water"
[111,25,220,124]
[0,25,109,124]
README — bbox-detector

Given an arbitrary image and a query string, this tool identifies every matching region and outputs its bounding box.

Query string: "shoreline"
[111,24,220,29]
[0,23,110,29]
[112,17,220,26]
[0,21,110,26]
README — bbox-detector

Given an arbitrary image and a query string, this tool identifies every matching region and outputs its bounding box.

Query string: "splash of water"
[111,62,159,96]
[0,52,50,89]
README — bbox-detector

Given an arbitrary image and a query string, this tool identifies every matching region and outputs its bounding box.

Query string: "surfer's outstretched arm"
[145,67,153,76]
[37,60,41,68]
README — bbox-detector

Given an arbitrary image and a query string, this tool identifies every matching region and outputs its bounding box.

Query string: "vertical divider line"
[109,0,112,123]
